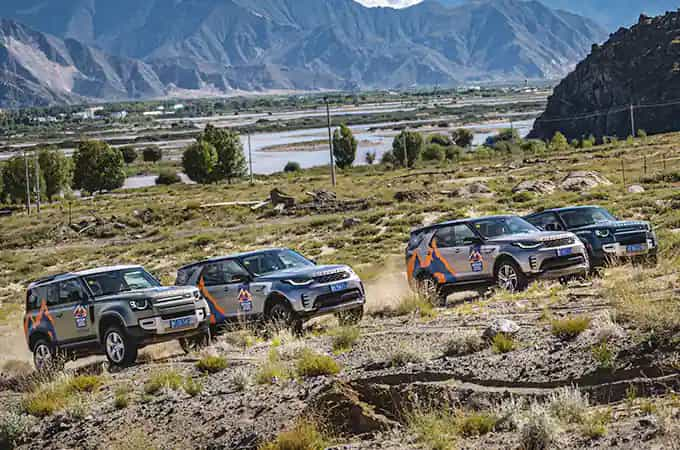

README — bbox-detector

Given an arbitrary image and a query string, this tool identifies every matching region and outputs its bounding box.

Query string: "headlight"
[512,241,542,249]
[129,299,150,311]
[283,277,314,286]
[594,229,610,238]
[193,290,200,299]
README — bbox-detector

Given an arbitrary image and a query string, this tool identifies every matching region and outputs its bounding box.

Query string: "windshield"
[473,217,539,238]
[83,268,160,296]
[558,207,616,228]
[240,250,315,276]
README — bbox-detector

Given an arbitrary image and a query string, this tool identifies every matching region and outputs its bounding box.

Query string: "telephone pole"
[34,150,41,215]
[23,151,31,215]
[247,132,254,185]
[402,130,408,168]
[629,104,636,137]
[324,97,336,187]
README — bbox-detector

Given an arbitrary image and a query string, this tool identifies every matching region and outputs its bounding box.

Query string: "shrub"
[386,344,425,367]
[491,333,515,354]
[407,408,458,450]
[380,150,397,166]
[155,169,181,185]
[519,403,561,450]
[457,412,498,437]
[443,332,486,357]
[144,370,183,394]
[0,409,32,448]
[444,145,463,161]
[142,147,163,162]
[550,132,568,151]
[332,124,357,169]
[259,419,327,450]
[72,140,125,193]
[547,387,589,424]
[581,409,611,439]
[330,327,361,354]
[196,355,228,374]
[392,130,424,167]
[551,316,591,340]
[183,377,203,397]
[592,341,615,369]
[365,150,376,165]
[451,128,474,147]
[114,386,130,409]
[422,143,446,162]
[428,133,453,147]
[295,349,340,377]
[182,141,218,183]
[256,351,291,385]
[67,375,103,393]
[120,146,137,164]
[283,161,301,173]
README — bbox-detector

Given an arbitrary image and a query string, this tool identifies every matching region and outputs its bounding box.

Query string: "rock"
[394,191,431,202]
[342,218,362,229]
[483,318,520,340]
[513,180,556,194]
[560,171,612,192]
[628,184,645,193]
[467,182,491,194]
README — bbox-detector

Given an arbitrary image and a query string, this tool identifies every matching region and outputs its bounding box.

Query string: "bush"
[451,128,474,147]
[386,344,425,367]
[330,327,360,354]
[182,141,218,183]
[551,316,591,339]
[365,151,376,165]
[144,370,183,394]
[491,333,515,354]
[445,145,463,161]
[392,131,424,167]
[428,133,453,147]
[443,332,486,357]
[295,349,340,377]
[332,124,357,169]
[519,403,561,450]
[142,147,162,162]
[521,139,547,154]
[72,140,125,193]
[592,341,615,369]
[67,375,102,393]
[550,132,568,151]
[581,409,611,438]
[259,419,327,450]
[422,143,446,162]
[155,169,181,185]
[380,150,397,166]
[120,146,137,164]
[0,409,32,448]
[547,387,589,424]
[283,161,301,173]
[196,355,228,374]
[457,412,498,437]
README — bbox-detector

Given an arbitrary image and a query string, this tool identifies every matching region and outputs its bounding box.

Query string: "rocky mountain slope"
[0,19,165,108]
[530,11,680,141]
[0,0,606,106]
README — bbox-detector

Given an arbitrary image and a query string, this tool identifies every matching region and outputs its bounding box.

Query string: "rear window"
[407,230,426,251]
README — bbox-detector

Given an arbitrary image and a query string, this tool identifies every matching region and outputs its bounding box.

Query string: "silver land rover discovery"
[406,215,590,298]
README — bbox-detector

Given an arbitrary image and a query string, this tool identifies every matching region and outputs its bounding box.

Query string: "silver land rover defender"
[407,215,590,298]
[24,265,210,369]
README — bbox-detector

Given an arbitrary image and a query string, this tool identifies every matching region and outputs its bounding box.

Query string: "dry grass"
[443,332,486,357]
[551,316,591,340]
[22,374,104,417]
[329,326,361,354]
[393,291,438,319]
[196,355,228,374]
[258,418,328,450]
[295,349,340,378]
[491,333,515,354]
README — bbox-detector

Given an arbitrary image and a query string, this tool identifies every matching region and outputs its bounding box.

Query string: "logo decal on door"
[238,286,253,312]
[73,304,89,329]
[469,246,484,272]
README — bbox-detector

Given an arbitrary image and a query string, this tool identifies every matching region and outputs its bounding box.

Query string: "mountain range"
[0,0,607,107]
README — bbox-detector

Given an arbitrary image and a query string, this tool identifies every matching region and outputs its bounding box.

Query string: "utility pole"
[324,97,336,187]
[247,132,254,185]
[34,150,41,216]
[402,130,408,168]
[629,104,636,137]
[23,151,31,215]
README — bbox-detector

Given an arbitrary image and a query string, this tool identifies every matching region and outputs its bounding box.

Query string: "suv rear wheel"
[104,326,138,367]
[494,260,528,292]
[33,338,58,371]
[415,275,446,306]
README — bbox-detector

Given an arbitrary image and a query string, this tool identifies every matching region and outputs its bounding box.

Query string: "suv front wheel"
[494,260,528,292]
[266,301,303,335]
[104,326,138,367]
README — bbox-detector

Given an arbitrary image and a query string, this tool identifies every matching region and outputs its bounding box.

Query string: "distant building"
[111,111,128,120]
[72,107,103,120]
[172,103,185,110]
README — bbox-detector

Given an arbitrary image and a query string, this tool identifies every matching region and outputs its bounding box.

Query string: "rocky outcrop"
[530,11,680,141]
[560,171,612,191]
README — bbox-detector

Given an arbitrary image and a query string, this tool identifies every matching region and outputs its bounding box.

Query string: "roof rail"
[30,272,72,286]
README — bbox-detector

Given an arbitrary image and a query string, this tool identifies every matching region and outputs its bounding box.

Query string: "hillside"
[0,0,606,106]
[530,11,680,141]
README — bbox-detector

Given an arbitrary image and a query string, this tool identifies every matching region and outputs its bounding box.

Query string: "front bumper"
[520,243,590,278]
[601,237,657,258]
[137,308,208,335]
[284,277,366,317]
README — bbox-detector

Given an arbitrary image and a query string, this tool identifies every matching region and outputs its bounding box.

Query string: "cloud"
[353,0,423,8]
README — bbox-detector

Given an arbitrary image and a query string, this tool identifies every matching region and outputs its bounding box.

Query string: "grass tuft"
[329,326,361,354]
[491,333,515,354]
[551,316,591,339]
[143,370,183,395]
[196,355,228,374]
[295,349,341,378]
[258,419,327,450]
[443,332,486,357]
[22,374,103,417]
[394,292,438,319]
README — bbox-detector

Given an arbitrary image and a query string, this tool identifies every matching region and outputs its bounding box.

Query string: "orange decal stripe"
[198,277,227,317]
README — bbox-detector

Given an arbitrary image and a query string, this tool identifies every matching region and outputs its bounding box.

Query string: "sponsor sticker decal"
[469,246,484,272]
[73,304,89,329]
[238,287,253,312]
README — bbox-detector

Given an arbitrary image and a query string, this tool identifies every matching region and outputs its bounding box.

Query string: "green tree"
[392,131,424,168]
[142,146,162,162]
[428,133,452,147]
[182,141,218,183]
[451,128,474,148]
[1,155,44,204]
[72,140,126,193]
[284,161,301,173]
[199,125,246,183]
[550,132,569,151]
[38,148,71,202]
[332,124,357,169]
[422,143,446,162]
[120,146,138,164]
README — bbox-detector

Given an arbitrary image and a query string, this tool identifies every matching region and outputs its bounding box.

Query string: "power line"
[534,97,680,124]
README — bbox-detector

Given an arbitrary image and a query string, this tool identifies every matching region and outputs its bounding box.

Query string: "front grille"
[614,232,646,246]
[153,295,194,311]
[543,237,575,248]
[540,255,585,272]
[313,271,350,284]
[314,288,362,309]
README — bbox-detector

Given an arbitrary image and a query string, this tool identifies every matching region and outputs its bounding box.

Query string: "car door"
[51,278,94,344]
[432,224,475,281]
[199,260,252,320]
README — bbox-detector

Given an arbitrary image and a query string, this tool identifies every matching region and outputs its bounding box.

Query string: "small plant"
[519,403,561,450]
[394,292,437,319]
[625,385,638,404]
[0,409,32,448]
[67,375,103,393]
[156,169,181,185]
[259,419,327,450]
[406,408,458,450]
[456,412,498,437]
[196,355,228,374]
[256,351,291,385]
[443,332,486,357]
[22,374,104,417]
[183,377,203,397]
[295,349,340,378]
[114,385,131,409]
[581,409,611,439]
[592,341,615,369]
[143,370,183,395]
[640,399,657,414]
[223,329,258,350]
[231,368,251,391]
[329,326,361,354]
[547,387,589,424]
[491,333,515,354]
[386,344,425,367]
[551,316,591,339]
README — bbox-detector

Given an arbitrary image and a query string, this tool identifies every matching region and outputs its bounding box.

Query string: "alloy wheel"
[497,264,519,292]
[34,343,52,370]
[106,331,126,364]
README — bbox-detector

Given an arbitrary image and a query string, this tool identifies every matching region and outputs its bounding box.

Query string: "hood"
[566,220,650,232]
[97,285,198,302]
[257,264,349,281]
[487,231,575,244]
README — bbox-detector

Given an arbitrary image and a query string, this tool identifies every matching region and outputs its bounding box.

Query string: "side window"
[528,213,563,231]
[433,226,456,248]
[202,261,249,286]
[407,231,425,251]
[27,287,45,310]
[59,279,88,305]
[176,267,197,286]
[45,283,60,306]
[453,224,477,246]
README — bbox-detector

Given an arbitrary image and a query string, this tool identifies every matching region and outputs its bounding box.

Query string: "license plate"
[330,282,349,293]
[626,244,646,254]
[557,247,573,257]
[169,317,194,329]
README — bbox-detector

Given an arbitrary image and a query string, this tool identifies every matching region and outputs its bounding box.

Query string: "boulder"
[343,217,362,229]
[513,180,556,195]
[467,182,492,194]
[627,184,645,194]
[560,171,612,192]
[483,318,520,340]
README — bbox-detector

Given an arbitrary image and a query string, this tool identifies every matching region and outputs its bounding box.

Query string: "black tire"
[415,275,446,306]
[494,259,528,293]
[266,301,303,334]
[335,306,364,326]
[179,328,212,354]
[32,338,58,372]
[103,326,138,367]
